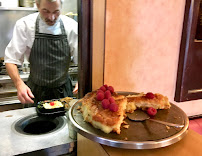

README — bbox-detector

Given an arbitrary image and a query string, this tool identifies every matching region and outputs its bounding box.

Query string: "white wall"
[61,0,77,15]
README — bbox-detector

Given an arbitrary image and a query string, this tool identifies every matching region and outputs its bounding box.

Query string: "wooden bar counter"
[77,129,202,156]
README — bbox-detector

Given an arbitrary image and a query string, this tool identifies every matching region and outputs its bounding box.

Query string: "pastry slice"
[60,96,73,110]
[81,91,127,134]
[126,92,171,113]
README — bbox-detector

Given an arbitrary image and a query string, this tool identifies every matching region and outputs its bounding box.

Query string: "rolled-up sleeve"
[69,27,78,65]
[65,18,78,65]
[4,20,28,65]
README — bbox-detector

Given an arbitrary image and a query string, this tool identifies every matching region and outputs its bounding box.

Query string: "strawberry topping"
[147,107,157,116]
[145,92,155,99]
[50,102,55,106]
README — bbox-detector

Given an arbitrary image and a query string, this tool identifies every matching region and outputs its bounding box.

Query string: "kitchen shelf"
[0,74,29,84]
[0,89,17,95]
[69,71,78,75]
[0,96,20,105]
[0,6,37,11]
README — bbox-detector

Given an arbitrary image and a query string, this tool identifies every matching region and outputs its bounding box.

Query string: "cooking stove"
[0,107,76,156]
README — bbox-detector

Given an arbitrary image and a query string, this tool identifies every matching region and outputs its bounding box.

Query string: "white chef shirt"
[4,12,78,65]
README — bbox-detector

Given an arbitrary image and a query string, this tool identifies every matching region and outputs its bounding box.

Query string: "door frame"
[78,0,106,98]
[78,0,92,98]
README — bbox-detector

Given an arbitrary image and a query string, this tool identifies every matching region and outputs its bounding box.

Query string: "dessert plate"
[127,109,184,128]
[69,95,189,149]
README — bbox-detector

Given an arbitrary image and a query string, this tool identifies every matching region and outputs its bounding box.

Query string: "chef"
[4,0,78,105]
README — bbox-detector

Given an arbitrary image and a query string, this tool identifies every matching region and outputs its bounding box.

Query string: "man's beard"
[45,19,57,26]
[40,15,57,26]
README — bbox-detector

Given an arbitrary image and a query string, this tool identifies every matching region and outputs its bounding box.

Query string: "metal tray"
[36,98,71,118]
[69,97,189,149]
[36,106,66,118]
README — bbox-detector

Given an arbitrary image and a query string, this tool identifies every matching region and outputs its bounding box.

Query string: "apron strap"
[60,19,66,35]
[35,15,40,34]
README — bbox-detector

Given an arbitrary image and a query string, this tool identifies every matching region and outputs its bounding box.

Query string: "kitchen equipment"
[0,107,76,156]
[69,93,189,149]
[13,113,66,135]
[19,0,34,7]
[127,109,184,128]
[36,106,66,118]
[36,99,66,118]
[0,0,18,7]
[36,97,76,118]
[0,7,37,58]
[65,12,78,21]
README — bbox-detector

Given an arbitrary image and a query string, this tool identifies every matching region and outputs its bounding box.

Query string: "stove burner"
[12,114,66,135]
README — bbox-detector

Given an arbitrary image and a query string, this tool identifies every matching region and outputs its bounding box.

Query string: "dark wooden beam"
[78,0,92,98]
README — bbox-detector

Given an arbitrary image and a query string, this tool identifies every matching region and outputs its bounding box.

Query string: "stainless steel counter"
[0,96,20,105]
[0,73,29,84]
[0,107,76,156]
[0,74,29,105]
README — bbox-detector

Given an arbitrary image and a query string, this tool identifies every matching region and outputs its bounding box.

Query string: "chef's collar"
[38,14,61,27]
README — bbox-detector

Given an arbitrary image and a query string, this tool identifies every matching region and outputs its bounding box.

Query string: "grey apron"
[27,15,73,104]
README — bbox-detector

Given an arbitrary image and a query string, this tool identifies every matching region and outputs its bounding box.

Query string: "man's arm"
[65,18,78,94]
[5,63,34,104]
[73,82,78,94]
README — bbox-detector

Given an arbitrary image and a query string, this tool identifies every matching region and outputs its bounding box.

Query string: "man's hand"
[5,63,34,104]
[16,81,34,104]
[73,82,78,94]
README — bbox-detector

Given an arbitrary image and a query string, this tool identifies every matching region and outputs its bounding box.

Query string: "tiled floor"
[189,118,202,135]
